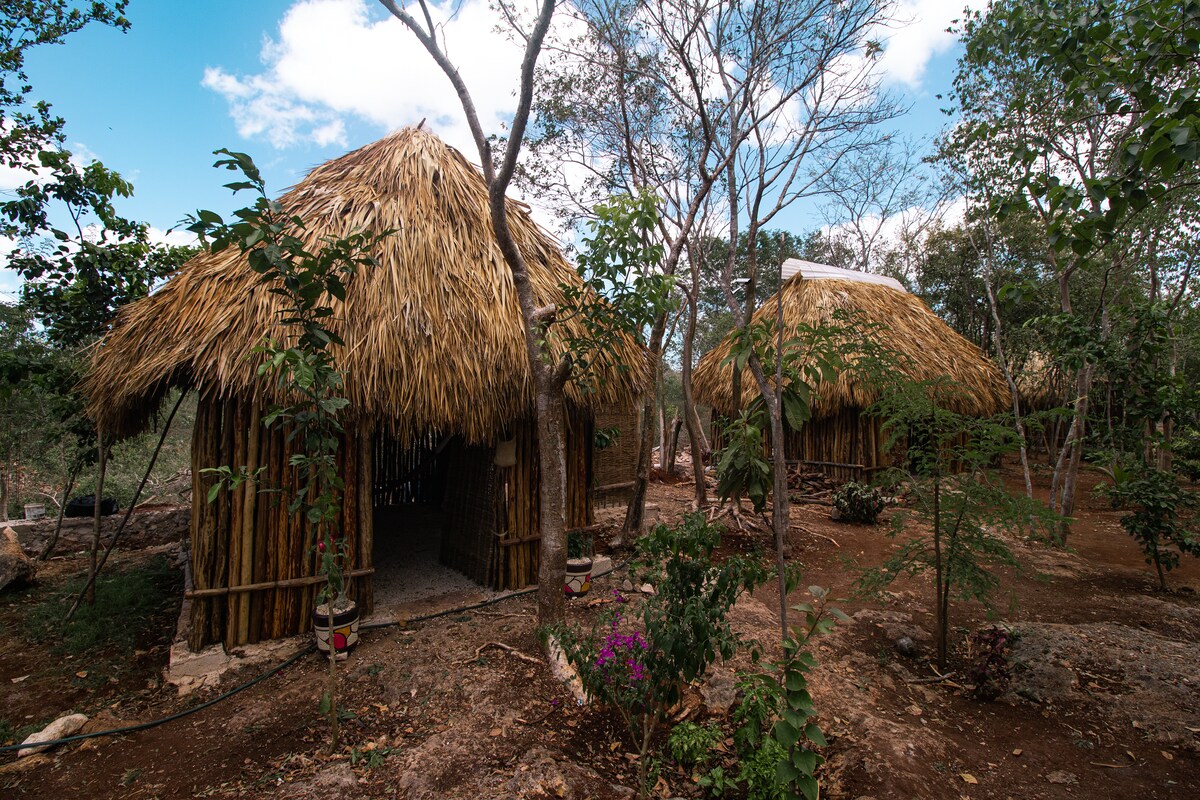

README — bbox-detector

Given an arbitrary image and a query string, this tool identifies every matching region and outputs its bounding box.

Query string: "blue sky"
[1,0,982,299]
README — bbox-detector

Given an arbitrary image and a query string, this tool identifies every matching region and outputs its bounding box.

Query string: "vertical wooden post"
[236,402,260,645]
[357,419,374,613]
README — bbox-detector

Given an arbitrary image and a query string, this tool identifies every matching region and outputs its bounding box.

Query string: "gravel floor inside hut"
[368,504,501,621]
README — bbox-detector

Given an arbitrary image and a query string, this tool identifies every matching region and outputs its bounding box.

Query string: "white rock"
[18,713,88,757]
[544,635,589,706]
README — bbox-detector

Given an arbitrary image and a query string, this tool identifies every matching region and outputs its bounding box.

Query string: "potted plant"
[565,529,594,597]
[312,534,360,656]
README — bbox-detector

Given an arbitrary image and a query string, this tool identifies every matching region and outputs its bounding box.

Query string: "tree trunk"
[664,413,682,476]
[680,250,709,508]
[39,458,81,561]
[534,387,569,623]
[933,474,946,671]
[1057,364,1092,541]
[982,248,1033,500]
[623,312,670,538]
[736,263,791,641]
[1159,342,1177,472]
[1,449,9,522]
[86,432,107,606]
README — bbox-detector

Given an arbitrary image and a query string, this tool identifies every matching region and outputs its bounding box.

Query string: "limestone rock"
[701,664,738,714]
[0,526,36,593]
[18,713,88,757]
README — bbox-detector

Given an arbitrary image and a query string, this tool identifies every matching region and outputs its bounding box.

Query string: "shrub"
[832,481,884,524]
[1104,464,1200,590]
[731,670,780,752]
[556,513,769,798]
[667,721,722,768]
[738,738,787,800]
[967,626,1016,701]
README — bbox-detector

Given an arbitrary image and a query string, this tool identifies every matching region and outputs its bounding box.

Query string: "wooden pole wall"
[188,393,372,651]
[497,408,593,591]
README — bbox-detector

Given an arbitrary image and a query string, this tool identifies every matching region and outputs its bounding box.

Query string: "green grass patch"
[22,555,179,658]
[0,717,45,747]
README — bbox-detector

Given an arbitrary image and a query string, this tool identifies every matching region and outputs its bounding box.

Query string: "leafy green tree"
[1,150,192,346]
[945,0,1200,535]
[568,189,673,395]
[0,3,192,593]
[1,2,129,165]
[1105,465,1200,590]
[861,377,1058,670]
[188,149,386,751]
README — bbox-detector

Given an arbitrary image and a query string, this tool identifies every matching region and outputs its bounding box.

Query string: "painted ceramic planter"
[565,558,593,597]
[313,600,360,654]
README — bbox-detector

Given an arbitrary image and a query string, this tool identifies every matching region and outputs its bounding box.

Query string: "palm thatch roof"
[693,268,1007,419]
[84,126,651,440]
[1013,352,1069,410]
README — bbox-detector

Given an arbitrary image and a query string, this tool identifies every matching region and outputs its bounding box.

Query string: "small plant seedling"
[667,721,722,768]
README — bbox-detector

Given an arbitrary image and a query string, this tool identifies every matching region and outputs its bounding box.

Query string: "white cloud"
[0,235,20,301]
[0,139,107,192]
[0,162,39,192]
[201,0,526,154]
[147,226,198,249]
[876,0,989,89]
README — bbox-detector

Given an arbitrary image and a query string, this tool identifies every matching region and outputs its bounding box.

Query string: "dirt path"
[2,470,1198,799]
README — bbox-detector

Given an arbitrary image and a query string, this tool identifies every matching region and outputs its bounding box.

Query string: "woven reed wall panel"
[709,407,889,484]
[593,410,639,487]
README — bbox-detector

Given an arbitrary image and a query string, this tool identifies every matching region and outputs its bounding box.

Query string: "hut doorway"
[370,431,500,613]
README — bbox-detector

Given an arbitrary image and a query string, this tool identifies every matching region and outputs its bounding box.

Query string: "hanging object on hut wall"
[494,436,517,468]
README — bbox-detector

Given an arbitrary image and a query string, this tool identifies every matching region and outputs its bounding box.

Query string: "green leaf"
[773,718,801,749]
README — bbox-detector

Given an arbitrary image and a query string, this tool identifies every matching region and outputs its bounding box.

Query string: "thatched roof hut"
[84,127,650,650]
[1013,352,1069,412]
[693,261,1007,480]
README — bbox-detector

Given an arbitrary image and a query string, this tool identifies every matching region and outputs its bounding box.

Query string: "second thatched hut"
[84,127,650,651]
[693,260,1007,481]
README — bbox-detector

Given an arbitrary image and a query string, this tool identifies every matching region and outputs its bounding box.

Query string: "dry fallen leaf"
[10,675,28,683]
[1161,751,1174,761]
[960,773,979,785]
[75,671,88,679]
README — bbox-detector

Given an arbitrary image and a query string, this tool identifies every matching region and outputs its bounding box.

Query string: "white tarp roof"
[779,258,906,293]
